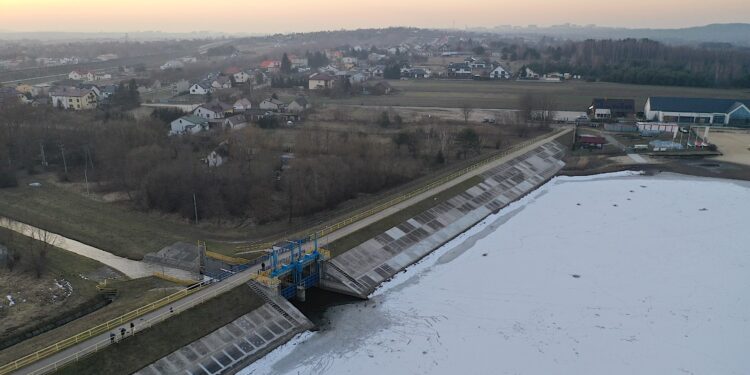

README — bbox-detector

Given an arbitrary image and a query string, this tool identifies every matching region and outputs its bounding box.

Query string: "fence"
[239,128,568,253]
[0,271,257,375]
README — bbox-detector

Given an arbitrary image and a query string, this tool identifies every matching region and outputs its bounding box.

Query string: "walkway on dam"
[5,128,571,375]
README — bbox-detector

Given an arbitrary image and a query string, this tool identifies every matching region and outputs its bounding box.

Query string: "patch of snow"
[6,294,15,307]
[241,173,750,375]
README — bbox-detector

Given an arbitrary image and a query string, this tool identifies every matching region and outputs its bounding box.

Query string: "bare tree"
[461,104,473,124]
[29,227,58,278]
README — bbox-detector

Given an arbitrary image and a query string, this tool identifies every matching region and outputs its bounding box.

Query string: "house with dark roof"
[189,82,213,95]
[49,86,97,110]
[223,114,248,130]
[170,115,210,135]
[193,100,233,120]
[589,98,636,120]
[308,72,336,90]
[645,97,750,127]
[288,97,309,113]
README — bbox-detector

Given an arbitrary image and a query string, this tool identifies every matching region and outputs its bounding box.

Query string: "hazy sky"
[1,0,748,33]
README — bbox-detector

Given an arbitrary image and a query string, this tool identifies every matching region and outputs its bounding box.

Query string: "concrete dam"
[133,138,568,374]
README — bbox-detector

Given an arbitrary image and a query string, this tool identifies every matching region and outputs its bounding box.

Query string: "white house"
[644,97,750,126]
[170,115,210,135]
[193,101,233,120]
[68,70,94,81]
[489,66,510,79]
[259,98,285,112]
[233,98,252,112]
[211,76,232,89]
[233,71,251,83]
[308,72,336,90]
[160,60,185,70]
[189,82,212,95]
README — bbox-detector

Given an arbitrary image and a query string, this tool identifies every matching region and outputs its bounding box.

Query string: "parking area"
[707,130,750,166]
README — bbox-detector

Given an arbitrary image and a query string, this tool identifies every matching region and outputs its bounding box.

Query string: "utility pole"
[193,193,199,225]
[59,143,68,175]
[39,142,48,167]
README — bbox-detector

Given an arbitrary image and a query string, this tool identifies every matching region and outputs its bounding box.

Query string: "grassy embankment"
[326,175,484,257]
[54,284,264,375]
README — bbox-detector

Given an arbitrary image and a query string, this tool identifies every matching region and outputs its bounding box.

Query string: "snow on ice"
[241,172,750,375]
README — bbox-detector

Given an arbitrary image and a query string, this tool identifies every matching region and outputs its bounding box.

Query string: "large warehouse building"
[645,97,750,127]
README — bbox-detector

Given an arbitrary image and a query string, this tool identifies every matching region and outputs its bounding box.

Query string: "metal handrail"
[7,273,256,375]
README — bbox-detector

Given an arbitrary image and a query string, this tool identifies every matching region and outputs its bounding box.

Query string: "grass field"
[0,174,256,260]
[54,284,263,375]
[327,175,484,257]
[0,276,179,365]
[315,80,750,110]
[0,227,103,344]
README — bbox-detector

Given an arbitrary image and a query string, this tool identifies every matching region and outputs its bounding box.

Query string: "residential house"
[31,83,52,97]
[211,76,232,90]
[287,97,309,113]
[94,72,112,81]
[160,60,184,70]
[189,82,212,95]
[589,98,636,120]
[259,98,286,112]
[68,70,94,81]
[49,87,97,110]
[308,72,336,90]
[170,115,210,135]
[489,65,510,79]
[100,85,117,100]
[15,84,34,95]
[368,81,393,95]
[193,100,233,120]
[290,56,308,68]
[447,63,472,78]
[260,60,281,73]
[342,57,358,69]
[520,67,540,79]
[233,98,253,112]
[644,97,750,127]
[223,114,248,130]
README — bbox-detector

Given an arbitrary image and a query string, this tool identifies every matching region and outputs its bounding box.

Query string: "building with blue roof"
[645,97,750,127]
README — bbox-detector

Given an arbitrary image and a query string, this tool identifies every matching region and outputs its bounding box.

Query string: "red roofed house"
[260,60,281,73]
[576,135,607,149]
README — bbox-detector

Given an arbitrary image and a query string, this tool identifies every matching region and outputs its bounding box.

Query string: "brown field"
[314,80,750,111]
[706,129,750,166]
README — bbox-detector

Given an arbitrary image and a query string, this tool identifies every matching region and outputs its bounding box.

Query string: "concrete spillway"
[133,282,313,375]
[320,140,567,298]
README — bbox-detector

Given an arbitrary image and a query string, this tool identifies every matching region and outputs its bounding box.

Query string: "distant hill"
[473,23,750,47]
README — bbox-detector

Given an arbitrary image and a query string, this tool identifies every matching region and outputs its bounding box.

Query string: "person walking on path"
[110,332,115,344]
[130,322,135,335]
[120,327,126,341]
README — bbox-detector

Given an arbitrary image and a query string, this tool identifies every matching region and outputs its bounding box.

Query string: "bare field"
[315,80,750,110]
[707,130,750,166]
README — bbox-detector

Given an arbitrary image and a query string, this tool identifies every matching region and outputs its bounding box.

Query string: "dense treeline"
[0,103,512,225]
[523,38,750,88]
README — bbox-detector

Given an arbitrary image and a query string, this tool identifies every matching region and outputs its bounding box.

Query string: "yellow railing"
[152,272,198,286]
[2,270,259,375]
[205,250,250,265]
[238,129,567,253]
[0,280,209,375]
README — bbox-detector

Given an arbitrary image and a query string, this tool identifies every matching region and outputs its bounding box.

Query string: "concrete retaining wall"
[134,282,313,375]
[321,140,567,298]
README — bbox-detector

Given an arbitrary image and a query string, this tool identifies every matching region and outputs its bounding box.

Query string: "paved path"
[5,129,570,375]
[599,132,651,164]
[0,217,194,280]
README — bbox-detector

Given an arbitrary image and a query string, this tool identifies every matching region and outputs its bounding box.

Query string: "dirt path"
[0,218,193,280]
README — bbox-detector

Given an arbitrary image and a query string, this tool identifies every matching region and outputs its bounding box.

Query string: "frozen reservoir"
[241,172,750,375]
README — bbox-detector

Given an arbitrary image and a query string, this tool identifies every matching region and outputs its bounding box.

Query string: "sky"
[0,0,749,34]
